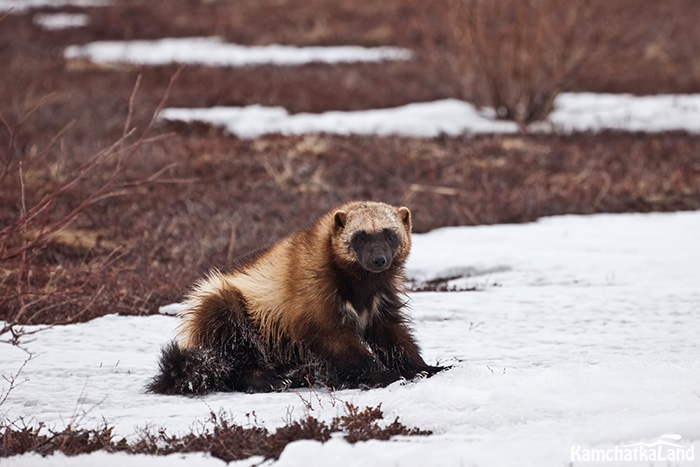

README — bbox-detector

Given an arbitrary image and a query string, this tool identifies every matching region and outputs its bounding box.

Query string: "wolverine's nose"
[372,255,387,269]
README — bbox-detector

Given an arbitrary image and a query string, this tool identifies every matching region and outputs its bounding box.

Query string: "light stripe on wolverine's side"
[148,201,447,395]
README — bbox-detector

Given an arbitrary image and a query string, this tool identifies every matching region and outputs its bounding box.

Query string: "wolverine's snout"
[359,244,393,272]
[350,230,399,273]
[372,254,388,269]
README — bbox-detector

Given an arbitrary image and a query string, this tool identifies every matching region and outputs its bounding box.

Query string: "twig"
[141,65,184,141]
[123,74,142,137]
[0,353,34,408]
[0,9,12,22]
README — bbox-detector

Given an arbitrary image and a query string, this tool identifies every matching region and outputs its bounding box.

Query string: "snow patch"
[160,94,700,138]
[63,37,413,66]
[159,99,518,138]
[540,92,700,133]
[1,0,107,13]
[33,12,88,29]
[158,302,187,316]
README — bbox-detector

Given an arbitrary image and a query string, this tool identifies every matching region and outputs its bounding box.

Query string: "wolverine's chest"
[341,294,386,335]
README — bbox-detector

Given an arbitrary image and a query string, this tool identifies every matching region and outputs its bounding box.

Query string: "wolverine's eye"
[384,229,398,243]
[352,232,367,247]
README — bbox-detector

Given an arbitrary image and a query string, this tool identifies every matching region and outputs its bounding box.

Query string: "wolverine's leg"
[366,317,444,379]
[303,323,402,388]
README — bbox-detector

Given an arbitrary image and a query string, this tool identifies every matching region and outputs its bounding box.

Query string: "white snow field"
[160,94,700,138]
[2,211,699,466]
[63,37,413,66]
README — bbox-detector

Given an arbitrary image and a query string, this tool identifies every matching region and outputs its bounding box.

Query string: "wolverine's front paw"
[427,364,451,375]
[360,369,402,388]
[239,369,294,393]
[403,365,451,381]
[271,378,293,392]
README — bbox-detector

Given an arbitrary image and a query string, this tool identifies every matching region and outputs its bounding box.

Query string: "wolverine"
[148,201,445,395]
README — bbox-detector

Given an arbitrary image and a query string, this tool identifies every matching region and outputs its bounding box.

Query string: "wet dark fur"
[149,286,309,394]
[148,202,446,395]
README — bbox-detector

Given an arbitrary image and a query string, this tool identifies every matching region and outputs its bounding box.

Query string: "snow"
[63,37,413,66]
[159,100,517,138]
[542,92,700,133]
[158,302,187,316]
[160,94,700,138]
[3,452,236,467]
[33,13,88,30]
[2,210,700,466]
[1,0,107,13]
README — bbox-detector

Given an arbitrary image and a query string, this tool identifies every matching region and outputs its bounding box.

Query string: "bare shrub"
[416,0,644,123]
[461,0,588,122]
[0,70,181,338]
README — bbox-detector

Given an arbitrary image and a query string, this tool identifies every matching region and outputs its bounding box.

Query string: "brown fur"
[149,201,444,394]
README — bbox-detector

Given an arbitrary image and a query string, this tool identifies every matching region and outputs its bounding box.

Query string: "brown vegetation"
[0,403,429,461]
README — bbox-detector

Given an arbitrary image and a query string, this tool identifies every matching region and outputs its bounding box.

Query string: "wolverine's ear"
[333,210,348,230]
[398,206,412,231]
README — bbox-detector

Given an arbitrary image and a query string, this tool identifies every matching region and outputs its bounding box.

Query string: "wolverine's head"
[331,201,412,273]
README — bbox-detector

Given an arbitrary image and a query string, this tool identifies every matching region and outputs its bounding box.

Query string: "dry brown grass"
[1,403,429,460]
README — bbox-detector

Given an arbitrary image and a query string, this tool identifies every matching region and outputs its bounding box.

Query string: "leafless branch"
[0,353,34,409]
[0,69,183,340]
